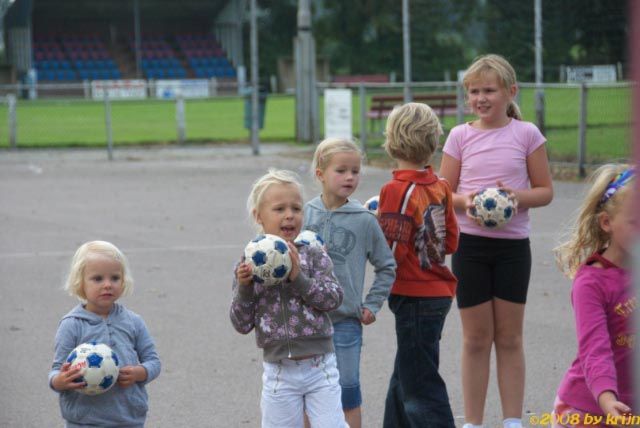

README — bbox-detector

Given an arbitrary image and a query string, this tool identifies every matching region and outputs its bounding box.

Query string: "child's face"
[82,254,124,317]
[604,194,636,256]
[466,72,516,126]
[255,183,303,242]
[316,151,361,202]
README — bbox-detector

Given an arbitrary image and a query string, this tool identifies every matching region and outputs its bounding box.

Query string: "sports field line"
[0,243,244,259]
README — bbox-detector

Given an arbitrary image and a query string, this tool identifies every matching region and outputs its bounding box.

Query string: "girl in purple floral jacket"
[230,169,348,428]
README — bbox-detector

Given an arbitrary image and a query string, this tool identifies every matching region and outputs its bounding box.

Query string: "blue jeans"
[383,295,455,428]
[332,318,363,410]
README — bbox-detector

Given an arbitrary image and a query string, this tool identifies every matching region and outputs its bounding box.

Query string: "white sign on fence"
[91,80,147,100]
[566,65,617,83]
[155,79,210,99]
[324,89,352,140]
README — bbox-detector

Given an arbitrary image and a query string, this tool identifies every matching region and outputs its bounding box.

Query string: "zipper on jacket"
[279,286,293,358]
[322,212,332,246]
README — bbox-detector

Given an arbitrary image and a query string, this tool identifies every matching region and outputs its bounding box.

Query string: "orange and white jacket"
[378,167,458,298]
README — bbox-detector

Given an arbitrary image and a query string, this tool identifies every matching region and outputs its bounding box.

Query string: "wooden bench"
[367,93,463,132]
[332,74,389,84]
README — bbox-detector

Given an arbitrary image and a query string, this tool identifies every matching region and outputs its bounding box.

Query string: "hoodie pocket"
[117,384,149,418]
[60,390,89,422]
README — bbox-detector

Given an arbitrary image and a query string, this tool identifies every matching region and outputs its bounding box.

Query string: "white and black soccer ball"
[244,234,292,287]
[67,342,120,395]
[364,195,380,215]
[294,230,325,250]
[472,187,515,229]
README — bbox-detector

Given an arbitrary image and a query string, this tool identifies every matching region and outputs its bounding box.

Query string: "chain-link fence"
[0,81,632,172]
[318,81,632,173]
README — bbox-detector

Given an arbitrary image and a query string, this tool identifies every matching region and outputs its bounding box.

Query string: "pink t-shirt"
[442,119,546,239]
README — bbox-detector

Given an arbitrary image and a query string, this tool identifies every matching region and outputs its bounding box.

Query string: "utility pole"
[134,0,141,79]
[250,0,260,155]
[402,0,412,103]
[534,0,545,134]
[295,0,318,143]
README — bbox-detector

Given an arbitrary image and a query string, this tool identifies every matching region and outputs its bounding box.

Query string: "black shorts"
[453,233,531,309]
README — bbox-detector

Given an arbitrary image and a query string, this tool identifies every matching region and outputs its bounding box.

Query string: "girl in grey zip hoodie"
[48,241,160,428]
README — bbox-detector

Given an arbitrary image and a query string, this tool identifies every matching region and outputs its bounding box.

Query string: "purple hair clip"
[599,168,635,207]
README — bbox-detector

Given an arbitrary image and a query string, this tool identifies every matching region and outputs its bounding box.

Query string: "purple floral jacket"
[230,244,343,362]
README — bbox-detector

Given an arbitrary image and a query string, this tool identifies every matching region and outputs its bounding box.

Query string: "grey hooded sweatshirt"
[304,196,396,323]
[48,304,161,428]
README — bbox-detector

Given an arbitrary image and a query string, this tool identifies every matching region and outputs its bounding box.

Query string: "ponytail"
[507,101,522,120]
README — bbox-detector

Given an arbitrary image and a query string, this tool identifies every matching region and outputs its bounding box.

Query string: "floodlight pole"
[250,0,260,155]
[295,0,318,143]
[534,0,545,134]
[402,0,412,103]
[134,0,142,79]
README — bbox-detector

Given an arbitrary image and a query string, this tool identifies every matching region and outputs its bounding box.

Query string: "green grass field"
[0,86,631,163]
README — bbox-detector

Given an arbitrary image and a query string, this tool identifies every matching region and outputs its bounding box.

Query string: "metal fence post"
[456,81,464,125]
[578,83,588,178]
[104,90,113,161]
[7,94,17,149]
[176,91,186,144]
[359,83,367,153]
[83,80,90,99]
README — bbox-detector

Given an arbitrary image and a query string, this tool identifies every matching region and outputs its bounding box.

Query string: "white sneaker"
[462,424,486,428]
[503,418,523,428]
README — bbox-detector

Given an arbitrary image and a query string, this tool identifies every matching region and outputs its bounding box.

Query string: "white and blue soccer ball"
[472,187,515,229]
[364,195,380,215]
[294,230,325,250]
[67,342,120,395]
[244,234,292,287]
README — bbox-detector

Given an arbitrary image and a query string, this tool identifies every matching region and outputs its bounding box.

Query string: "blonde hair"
[65,240,133,301]
[246,168,303,231]
[311,138,363,180]
[383,102,443,164]
[554,164,634,278]
[463,54,522,120]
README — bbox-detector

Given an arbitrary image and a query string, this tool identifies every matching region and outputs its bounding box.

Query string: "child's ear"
[509,84,517,98]
[315,168,324,181]
[253,209,262,225]
[598,211,612,233]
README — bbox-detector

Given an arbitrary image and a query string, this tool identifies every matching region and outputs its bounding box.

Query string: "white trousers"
[261,352,349,428]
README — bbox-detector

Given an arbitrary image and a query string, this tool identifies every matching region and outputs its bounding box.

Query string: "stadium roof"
[30,0,232,24]
[33,0,230,19]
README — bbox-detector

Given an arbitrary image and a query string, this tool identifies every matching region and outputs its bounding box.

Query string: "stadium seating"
[129,34,187,79]
[33,33,121,81]
[32,31,236,82]
[175,33,236,78]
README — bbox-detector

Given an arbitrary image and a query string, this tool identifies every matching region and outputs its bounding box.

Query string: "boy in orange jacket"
[378,102,459,428]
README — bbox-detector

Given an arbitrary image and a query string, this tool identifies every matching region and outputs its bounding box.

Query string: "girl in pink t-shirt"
[552,165,634,427]
[439,54,554,428]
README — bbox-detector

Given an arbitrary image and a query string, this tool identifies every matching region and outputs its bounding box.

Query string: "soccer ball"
[294,230,325,249]
[364,195,380,215]
[472,187,515,228]
[67,342,120,395]
[244,234,292,287]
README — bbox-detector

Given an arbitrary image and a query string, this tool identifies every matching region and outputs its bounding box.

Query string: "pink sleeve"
[571,276,619,401]
[442,125,462,160]
[524,121,546,156]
